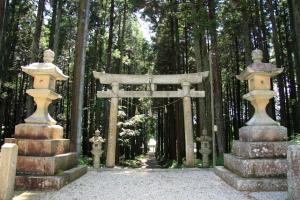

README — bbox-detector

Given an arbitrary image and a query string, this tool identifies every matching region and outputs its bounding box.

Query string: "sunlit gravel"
[41,169,287,200]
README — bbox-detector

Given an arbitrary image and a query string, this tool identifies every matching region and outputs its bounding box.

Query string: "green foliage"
[291,134,300,145]
[216,155,224,166]
[78,155,93,166]
[119,157,143,168]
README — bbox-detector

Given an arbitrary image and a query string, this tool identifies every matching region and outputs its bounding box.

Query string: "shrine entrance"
[93,71,209,168]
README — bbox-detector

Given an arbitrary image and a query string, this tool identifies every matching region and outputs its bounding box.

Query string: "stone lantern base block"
[232,140,288,159]
[7,123,87,191]
[5,138,70,156]
[16,153,78,176]
[15,123,63,140]
[15,165,87,191]
[224,154,287,178]
[215,166,287,191]
[239,126,287,142]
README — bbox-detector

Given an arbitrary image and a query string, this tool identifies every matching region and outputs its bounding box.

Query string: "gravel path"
[39,169,287,200]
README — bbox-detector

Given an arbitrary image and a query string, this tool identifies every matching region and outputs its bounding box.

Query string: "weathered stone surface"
[215,166,287,192]
[287,145,300,200]
[239,126,287,142]
[0,143,18,200]
[224,154,287,178]
[17,152,77,175]
[106,82,119,168]
[93,71,209,85]
[90,130,105,169]
[15,124,63,139]
[22,49,68,125]
[15,165,87,191]
[5,138,69,156]
[182,82,194,167]
[232,140,288,158]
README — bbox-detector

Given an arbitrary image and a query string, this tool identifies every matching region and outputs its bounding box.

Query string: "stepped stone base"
[17,153,77,175]
[224,154,287,178]
[15,165,87,191]
[5,138,69,156]
[7,123,87,191]
[232,140,288,158]
[215,166,287,191]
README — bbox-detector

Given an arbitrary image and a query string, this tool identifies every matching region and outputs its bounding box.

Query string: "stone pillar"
[287,145,300,200]
[89,130,105,169]
[215,49,288,191]
[182,82,194,167]
[5,50,87,190]
[0,143,18,200]
[106,82,119,168]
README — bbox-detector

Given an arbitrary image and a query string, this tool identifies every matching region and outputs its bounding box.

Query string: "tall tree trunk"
[48,0,58,50]
[0,0,6,62]
[106,0,115,73]
[70,0,91,154]
[26,0,45,117]
[209,0,225,154]
[266,0,288,127]
[290,0,300,132]
[53,0,63,61]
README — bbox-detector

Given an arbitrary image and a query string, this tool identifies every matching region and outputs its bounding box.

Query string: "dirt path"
[140,152,161,168]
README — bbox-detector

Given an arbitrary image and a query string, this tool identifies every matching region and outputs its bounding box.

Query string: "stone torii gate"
[93,71,209,168]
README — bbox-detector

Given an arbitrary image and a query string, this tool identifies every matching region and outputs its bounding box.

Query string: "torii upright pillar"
[182,82,194,167]
[106,82,119,168]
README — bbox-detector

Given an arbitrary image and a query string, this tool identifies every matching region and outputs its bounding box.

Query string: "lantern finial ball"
[251,49,263,63]
[95,129,101,137]
[43,49,55,63]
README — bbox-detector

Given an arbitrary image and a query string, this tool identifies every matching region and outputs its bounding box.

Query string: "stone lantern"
[215,49,288,191]
[5,50,87,190]
[236,49,283,126]
[22,50,68,125]
[89,130,105,169]
[196,129,212,168]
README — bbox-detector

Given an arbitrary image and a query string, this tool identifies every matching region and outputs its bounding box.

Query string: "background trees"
[0,0,299,166]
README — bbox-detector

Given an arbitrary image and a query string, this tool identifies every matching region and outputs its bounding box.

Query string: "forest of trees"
[0,0,299,166]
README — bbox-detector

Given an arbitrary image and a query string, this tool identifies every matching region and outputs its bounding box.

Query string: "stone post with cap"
[5,49,87,190]
[215,49,289,192]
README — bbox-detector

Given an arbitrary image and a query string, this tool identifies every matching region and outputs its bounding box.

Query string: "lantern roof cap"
[236,49,283,80]
[21,49,68,80]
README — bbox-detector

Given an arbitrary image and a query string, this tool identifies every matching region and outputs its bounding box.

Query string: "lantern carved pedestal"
[5,50,87,190]
[215,49,289,191]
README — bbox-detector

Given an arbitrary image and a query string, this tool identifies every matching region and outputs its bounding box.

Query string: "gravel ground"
[37,169,287,200]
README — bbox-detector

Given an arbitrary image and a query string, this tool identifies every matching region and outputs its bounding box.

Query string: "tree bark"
[26,0,45,117]
[291,0,300,132]
[209,0,225,154]
[0,0,6,60]
[106,0,115,73]
[70,0,91,154]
